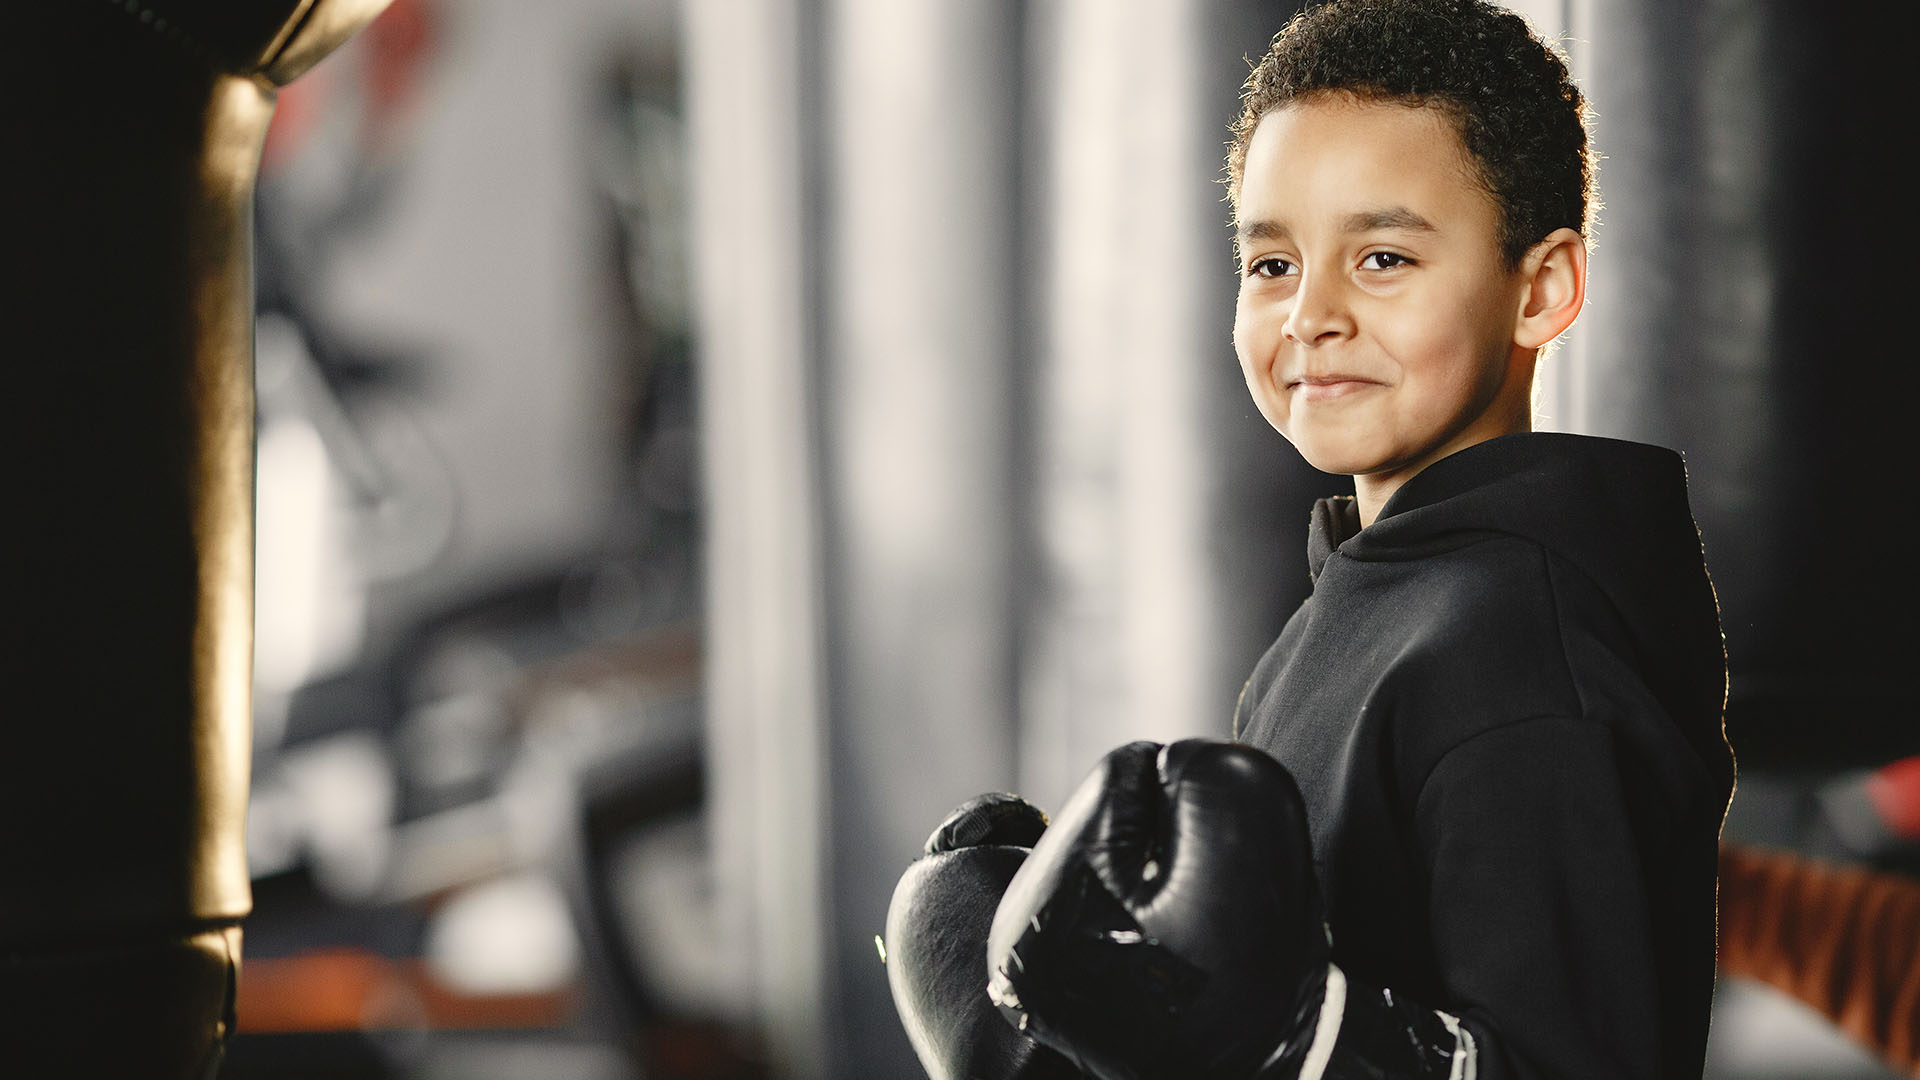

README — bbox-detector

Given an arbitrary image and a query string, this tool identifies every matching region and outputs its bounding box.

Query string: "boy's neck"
[1353,479,1386,530]
[1354,475,1401,530]
[1352,421,1535,528]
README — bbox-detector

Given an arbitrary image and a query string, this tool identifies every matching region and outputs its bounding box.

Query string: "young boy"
[889,2,1733,1077]
[972,1,1735,1078]
[1221,1,1735,1075]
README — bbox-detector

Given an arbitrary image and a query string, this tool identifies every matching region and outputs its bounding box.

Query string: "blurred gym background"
[225,0,1918,1077]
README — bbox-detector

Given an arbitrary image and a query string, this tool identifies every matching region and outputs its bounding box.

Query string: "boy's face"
[1233,95,1536,484]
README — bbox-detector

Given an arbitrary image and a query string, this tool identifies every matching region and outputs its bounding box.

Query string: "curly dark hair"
[1227,0,1593,268]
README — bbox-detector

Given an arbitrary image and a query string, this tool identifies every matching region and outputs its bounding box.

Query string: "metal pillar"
[816,3,1026,1074]
[683,1,830,1074]
[1020,0,1321,806]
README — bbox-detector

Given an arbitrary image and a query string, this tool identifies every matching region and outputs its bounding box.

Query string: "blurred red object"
[1869,757,1920,841]
[262,0,437,172]
[239,947,579,1033]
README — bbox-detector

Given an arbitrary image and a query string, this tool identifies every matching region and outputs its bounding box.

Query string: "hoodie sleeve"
[1412,715,1668,1080]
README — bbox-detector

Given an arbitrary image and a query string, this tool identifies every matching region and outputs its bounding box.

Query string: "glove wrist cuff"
[1283,963,1346,1080]
[1247,962,1335,1080]
[1319,974,1472,1080]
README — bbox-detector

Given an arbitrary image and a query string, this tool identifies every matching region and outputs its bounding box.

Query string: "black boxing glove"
[884,793,1087,1080]
[986,740,1475,1080]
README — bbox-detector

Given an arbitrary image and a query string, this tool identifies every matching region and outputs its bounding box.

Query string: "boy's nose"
[1283,273,1355,346]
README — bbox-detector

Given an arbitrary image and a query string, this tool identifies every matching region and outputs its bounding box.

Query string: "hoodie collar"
[1306,432,1689,583]
[1307,496,1362,582]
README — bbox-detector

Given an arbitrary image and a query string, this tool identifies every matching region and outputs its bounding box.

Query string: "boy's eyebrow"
[1343,206,1439,234]
[1236,219,1291,243]
[1235,207,1439,243]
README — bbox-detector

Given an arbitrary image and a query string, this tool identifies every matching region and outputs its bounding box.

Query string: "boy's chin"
[1285,439,1386,479]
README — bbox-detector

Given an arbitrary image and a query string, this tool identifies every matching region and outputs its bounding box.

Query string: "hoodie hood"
[1309,433,1730,784]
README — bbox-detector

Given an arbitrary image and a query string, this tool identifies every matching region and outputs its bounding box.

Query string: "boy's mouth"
[1288,374,1383,403]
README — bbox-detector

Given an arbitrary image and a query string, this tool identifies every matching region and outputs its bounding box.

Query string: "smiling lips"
[1287,373,1383,403]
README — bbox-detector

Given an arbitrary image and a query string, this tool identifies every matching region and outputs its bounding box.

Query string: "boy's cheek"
[1231,304,1272,379]
[1234,357,1289,437]
[1232,319,1278,388]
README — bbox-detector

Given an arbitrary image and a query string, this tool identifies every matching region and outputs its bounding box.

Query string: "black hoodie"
[1233,433,1735,1080]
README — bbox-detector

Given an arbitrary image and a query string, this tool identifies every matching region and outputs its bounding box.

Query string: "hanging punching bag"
[1573,0,1920,769]
[1,2,387,1074]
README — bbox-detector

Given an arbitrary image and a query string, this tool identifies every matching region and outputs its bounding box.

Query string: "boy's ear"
[1513,227,1587,351]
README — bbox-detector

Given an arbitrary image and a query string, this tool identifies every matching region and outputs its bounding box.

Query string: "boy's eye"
[1360,251,1411,271]
[1246,257,1296,279]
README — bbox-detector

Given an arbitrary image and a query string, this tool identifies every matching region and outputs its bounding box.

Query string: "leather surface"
[926,792,1051,855]
[1323,976,1457,1080]
[888,846,1085,1080]
[0,1,378,943]
[0,925,240,1077]
[1572,1,1920,769]
[988,740,1329,1080]
[87,0,391,84]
